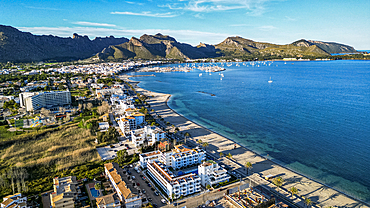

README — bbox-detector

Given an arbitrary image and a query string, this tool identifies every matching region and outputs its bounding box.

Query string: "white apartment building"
[131,126,165,148]
[118,112,145,135]
[1,193,27,208]
[147,161,201,199]
[104,163,142,208]
[198,161,230,187]
[139,150,162,168]
[19,91,71,111]
[140,145,206,170]
[164,145,206,170]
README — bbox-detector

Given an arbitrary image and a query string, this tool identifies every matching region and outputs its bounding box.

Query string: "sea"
[128,60,370,202]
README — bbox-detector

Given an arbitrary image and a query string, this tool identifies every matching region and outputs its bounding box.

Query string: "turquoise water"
[129,60,370,202]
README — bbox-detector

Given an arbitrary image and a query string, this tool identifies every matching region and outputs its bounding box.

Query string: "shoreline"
[123,75,369,208]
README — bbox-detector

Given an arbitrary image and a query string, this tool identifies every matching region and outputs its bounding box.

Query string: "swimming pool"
[90,188,100,198]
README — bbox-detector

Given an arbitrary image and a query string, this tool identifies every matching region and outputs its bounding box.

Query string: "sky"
[1,0,370,49]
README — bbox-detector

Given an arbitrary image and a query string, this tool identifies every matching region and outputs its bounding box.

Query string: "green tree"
[289,186,298,197]
[94,182,101,190]
[219,152,224,158]
[116,149,128,165]
[244,162,253,176]
[206,184,211,189]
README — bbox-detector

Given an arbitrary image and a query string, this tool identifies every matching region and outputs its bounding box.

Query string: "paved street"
[127,165,167,207]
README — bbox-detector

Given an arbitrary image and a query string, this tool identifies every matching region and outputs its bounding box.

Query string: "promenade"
[124,75,369,208]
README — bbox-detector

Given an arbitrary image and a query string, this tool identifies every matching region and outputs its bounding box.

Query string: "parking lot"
[124,165,167,207]
[97,141,136,160]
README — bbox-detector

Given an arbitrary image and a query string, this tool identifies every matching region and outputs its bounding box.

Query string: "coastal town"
[0,61,368,208]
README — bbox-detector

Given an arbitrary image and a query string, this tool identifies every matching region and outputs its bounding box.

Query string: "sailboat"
[268,77,273,83]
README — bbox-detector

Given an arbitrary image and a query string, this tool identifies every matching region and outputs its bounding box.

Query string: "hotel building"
[19,91,71,111]
[147,161,201,199]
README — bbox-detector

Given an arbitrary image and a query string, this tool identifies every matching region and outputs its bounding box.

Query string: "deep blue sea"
[129,60,370,202]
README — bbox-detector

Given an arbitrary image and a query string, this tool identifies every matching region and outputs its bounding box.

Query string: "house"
[1,193,27,208]
[104,163,142,208]
[99,122,110,131]
[95,193,121,208]
[198,160,230,187]
[50,176,79,208]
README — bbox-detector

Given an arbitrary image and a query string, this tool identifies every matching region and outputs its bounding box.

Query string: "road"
[128,166,166,207]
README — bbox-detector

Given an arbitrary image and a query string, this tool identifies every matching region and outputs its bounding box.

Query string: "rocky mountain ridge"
[0,25,129,62]
[0,25,358,62]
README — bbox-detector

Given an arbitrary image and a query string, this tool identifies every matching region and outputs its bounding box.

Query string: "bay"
[128,60,370,202]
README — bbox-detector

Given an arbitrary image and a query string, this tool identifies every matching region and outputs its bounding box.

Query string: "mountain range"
[0,25,357,62]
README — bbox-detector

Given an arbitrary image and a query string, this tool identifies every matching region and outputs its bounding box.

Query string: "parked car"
[142,189,146,194]
[148,183,151,187]
[136,183,140,186]
[148,198,152,201]
[132,176,136,180]
[161,199,166,204]
[154,191,159,196]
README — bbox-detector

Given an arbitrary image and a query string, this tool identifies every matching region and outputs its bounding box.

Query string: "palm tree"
[272,176,284,192]
[197,139,203,146]
[219,152,224,158]
[202,142,209,151]
[244,162,253,176]
[289,186,298,197]
[304,198,312,207]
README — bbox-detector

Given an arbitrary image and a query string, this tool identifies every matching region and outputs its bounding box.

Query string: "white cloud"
[24,5,61,11]
[17,26,230,46]
[164,0,277,15]
[259,25,276,31]
[72,21,116,27]
[125,1,144,5]
[111,11,177,18]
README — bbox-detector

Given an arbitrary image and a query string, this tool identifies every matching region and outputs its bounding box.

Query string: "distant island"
[0,24,365,63]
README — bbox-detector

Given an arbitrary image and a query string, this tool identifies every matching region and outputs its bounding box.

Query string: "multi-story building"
[139,150,162,168]
[1,193,27,208]
[95,193,121,208]
[166,145,206,170]
[118,112,145,135]
[198,161,230,187]
[104,163,142,208]
[50,176,78,208]
[139,145,206,169]
[147,161,201,199]
[131,126,165,148]
[19,91,71,111]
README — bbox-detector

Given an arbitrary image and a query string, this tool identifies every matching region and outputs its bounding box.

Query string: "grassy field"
[0,123,101,198]
[0,123,99,169]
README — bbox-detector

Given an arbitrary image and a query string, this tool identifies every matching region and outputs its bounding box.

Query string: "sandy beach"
[123,75,369,208]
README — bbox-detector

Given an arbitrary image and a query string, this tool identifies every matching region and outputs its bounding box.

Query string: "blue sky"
[1,0,369,49]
